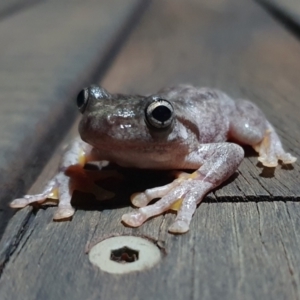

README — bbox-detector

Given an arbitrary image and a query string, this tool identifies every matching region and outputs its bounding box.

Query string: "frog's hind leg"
[253,122,296,167]
[229,99,296,167]
[229,100,267,146]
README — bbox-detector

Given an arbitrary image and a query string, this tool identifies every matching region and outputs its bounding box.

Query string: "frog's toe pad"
[10,192,53,208]
[122,211,147,227]
[168,220,189,234]
[258,156,278,168]
[130,193,149,207]
[280,153,297,165]
[53,207,75,220]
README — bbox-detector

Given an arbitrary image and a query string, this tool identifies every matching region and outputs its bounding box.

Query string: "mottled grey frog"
[11,85,296,233]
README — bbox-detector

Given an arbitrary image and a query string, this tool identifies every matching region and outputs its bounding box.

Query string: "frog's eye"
[145,98,174,129]
[76,88,89,113]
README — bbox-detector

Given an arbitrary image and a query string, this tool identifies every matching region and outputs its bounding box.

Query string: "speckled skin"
[11,85,297,233]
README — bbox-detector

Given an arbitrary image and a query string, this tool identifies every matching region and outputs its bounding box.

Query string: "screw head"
[89,236,161,274]
[110,246,139,263]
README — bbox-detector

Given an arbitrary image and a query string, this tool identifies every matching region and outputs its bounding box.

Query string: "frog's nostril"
[106,115,116,125]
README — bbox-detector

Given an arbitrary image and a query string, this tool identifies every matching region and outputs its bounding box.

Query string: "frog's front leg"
[122,143,244,233]
[10,137,101,220]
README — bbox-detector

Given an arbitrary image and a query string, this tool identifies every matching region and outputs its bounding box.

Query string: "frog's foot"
[11,168,117,221]
[123,173,213,233]
[253,128,297,167]
[10,193,54,208]
[130,172,195,208]
[10,176,59,208]
[10,175,75,220]
[51,173,115,220]
[10,173,75,220]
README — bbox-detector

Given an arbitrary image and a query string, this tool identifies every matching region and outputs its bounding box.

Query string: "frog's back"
[157,85,235,143]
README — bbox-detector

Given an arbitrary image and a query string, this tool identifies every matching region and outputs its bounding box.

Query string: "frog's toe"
[279,152,297,165]
[10,193,49,208]
[53,206,75,220]
[168,220,189,234]
[121,211,147,227]
[130,193,149,207]
[257,155,278,168]
[258,152,297,167]
[130,177,185,208]
[10,198,30,208]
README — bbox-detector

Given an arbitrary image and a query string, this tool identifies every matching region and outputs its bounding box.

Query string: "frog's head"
[77,85,178,150]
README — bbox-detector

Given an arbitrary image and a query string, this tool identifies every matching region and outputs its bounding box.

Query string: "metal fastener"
[89,236,161,274]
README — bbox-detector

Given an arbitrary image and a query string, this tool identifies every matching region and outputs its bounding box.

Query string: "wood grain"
[0,0,41,20]
[2,201,300,300]
[0,0,146,237]
[258,0,300,27]
[1,0,300,299]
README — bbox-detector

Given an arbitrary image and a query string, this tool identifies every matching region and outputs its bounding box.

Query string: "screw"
[110,246,139,263]
[89,236,161,274]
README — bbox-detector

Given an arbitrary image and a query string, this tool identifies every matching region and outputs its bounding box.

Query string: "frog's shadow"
[71,170,236,212]
[71,168,174,211]
[71,169,238,212]
[243,145,257,158]
[71,145,293,211]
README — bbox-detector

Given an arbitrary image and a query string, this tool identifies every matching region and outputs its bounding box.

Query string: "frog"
[10,84,297,233]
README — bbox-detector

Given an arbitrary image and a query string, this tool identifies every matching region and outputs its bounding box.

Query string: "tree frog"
[11,85,297,233]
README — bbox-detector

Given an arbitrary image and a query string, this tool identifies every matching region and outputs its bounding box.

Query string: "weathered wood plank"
[2,201,300,300]
[258,0,300,27]
[0,0,41,20]
[1,0,300,300]
[0,0,147,237]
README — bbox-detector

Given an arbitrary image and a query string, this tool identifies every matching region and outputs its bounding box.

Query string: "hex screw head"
[89,236,161,274]
[110,246,139,263]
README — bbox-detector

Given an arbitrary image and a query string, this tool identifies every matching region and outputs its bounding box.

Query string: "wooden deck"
[0,0,300,299]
